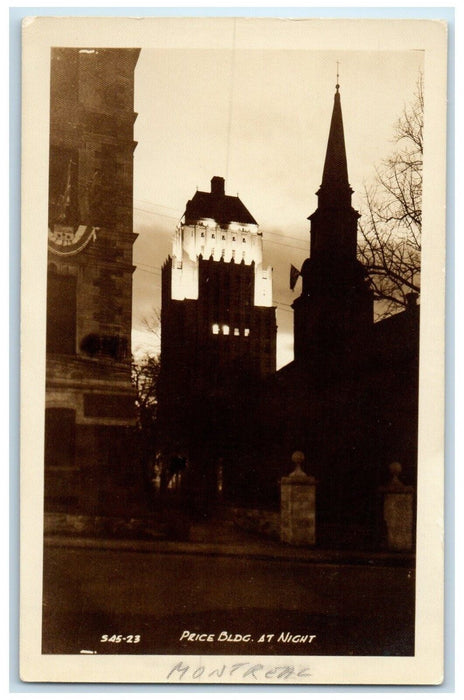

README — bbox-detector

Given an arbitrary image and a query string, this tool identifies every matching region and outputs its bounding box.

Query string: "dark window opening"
[46,270,77,355]
[80,333,129,361]
[45,408,76,467]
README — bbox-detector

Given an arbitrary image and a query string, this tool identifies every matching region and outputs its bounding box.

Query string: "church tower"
[45,48,140,515]
[159,177,276,503]
[292,83,373,376]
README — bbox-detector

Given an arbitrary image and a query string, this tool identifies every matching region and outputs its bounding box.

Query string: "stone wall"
[229,506,280,540]
[44,512,162,540]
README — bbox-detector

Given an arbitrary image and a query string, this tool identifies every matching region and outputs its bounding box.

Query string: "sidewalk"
[45,514,415,567]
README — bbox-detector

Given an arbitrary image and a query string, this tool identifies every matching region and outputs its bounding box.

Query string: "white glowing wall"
[170,220,273,307]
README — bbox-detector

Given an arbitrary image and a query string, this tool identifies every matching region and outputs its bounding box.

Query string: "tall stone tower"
[292,84,373,378]
[159,176,276,504]
[45,48,140,515]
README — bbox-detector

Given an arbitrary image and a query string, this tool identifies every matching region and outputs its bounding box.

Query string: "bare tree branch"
[358,71,422,320]
[141,308,161,339]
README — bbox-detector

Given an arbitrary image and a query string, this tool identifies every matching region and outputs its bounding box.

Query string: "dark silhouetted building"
[45,48,140,514]
[158,84,419,546]
[158,176,276,505]
[257,85,419,547]
[293,84,374,371]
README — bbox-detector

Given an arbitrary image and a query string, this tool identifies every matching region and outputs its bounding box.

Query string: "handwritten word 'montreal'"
[167,661,311,682]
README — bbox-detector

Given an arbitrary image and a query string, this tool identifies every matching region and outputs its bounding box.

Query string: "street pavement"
[42,516,415,657]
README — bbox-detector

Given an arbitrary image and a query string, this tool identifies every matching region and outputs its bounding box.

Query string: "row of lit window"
[201,232,247,243]
[212,324,250,337]
[201,247,246,260]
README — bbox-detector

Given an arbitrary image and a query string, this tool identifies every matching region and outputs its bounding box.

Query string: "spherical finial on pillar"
[388,461,405,491]
[389,461,402,477]
[291,450,306,477]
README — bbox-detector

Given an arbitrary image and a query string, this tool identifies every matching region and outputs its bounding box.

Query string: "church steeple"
[307,83,359,263]
[317,84,352,210]
[292,80,373,370]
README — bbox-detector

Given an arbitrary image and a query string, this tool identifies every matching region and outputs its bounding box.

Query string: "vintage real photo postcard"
[20,16,447,684]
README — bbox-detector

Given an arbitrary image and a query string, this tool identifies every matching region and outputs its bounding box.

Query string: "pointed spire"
[307,81,360,260]
[318,83,352,208]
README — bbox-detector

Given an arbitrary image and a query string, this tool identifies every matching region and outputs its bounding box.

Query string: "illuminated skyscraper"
[159,176,276,503]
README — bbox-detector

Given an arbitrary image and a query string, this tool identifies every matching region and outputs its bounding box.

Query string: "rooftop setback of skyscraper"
[184,176,258,227]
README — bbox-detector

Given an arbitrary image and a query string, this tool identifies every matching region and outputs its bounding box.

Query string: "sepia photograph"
[20,16,447,684]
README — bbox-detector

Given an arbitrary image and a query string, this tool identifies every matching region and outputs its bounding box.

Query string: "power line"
[263,229,309,245]
[134,206,181,222]
[134,262,294,308]
[263,238,307,253]
[134,198,182,213]
[134,261,162,274]
[225,18,237,183]
[134,219,308,255]
[133,202,309,250]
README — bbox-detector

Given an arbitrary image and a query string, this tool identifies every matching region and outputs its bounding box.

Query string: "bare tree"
[141,308,161,341]
[358,72,423,319]
[132,353,160,432]
[131,353,161,494]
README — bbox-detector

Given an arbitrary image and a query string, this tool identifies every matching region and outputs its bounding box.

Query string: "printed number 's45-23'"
[100,634,141,643]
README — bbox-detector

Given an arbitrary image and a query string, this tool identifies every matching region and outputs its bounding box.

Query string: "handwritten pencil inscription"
[167,660,312,682]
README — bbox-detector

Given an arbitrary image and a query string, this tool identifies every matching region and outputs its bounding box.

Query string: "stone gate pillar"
[280,451,317,546]
[380,462,415,552]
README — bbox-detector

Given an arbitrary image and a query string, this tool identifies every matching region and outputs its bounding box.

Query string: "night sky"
[130,41,423,368]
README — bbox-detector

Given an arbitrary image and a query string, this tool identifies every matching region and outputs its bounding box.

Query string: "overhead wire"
[134,198,181,213]
[134,205,309,253]
[225,18,237,183]
[133,197,304,313]
[134,264,295,313]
